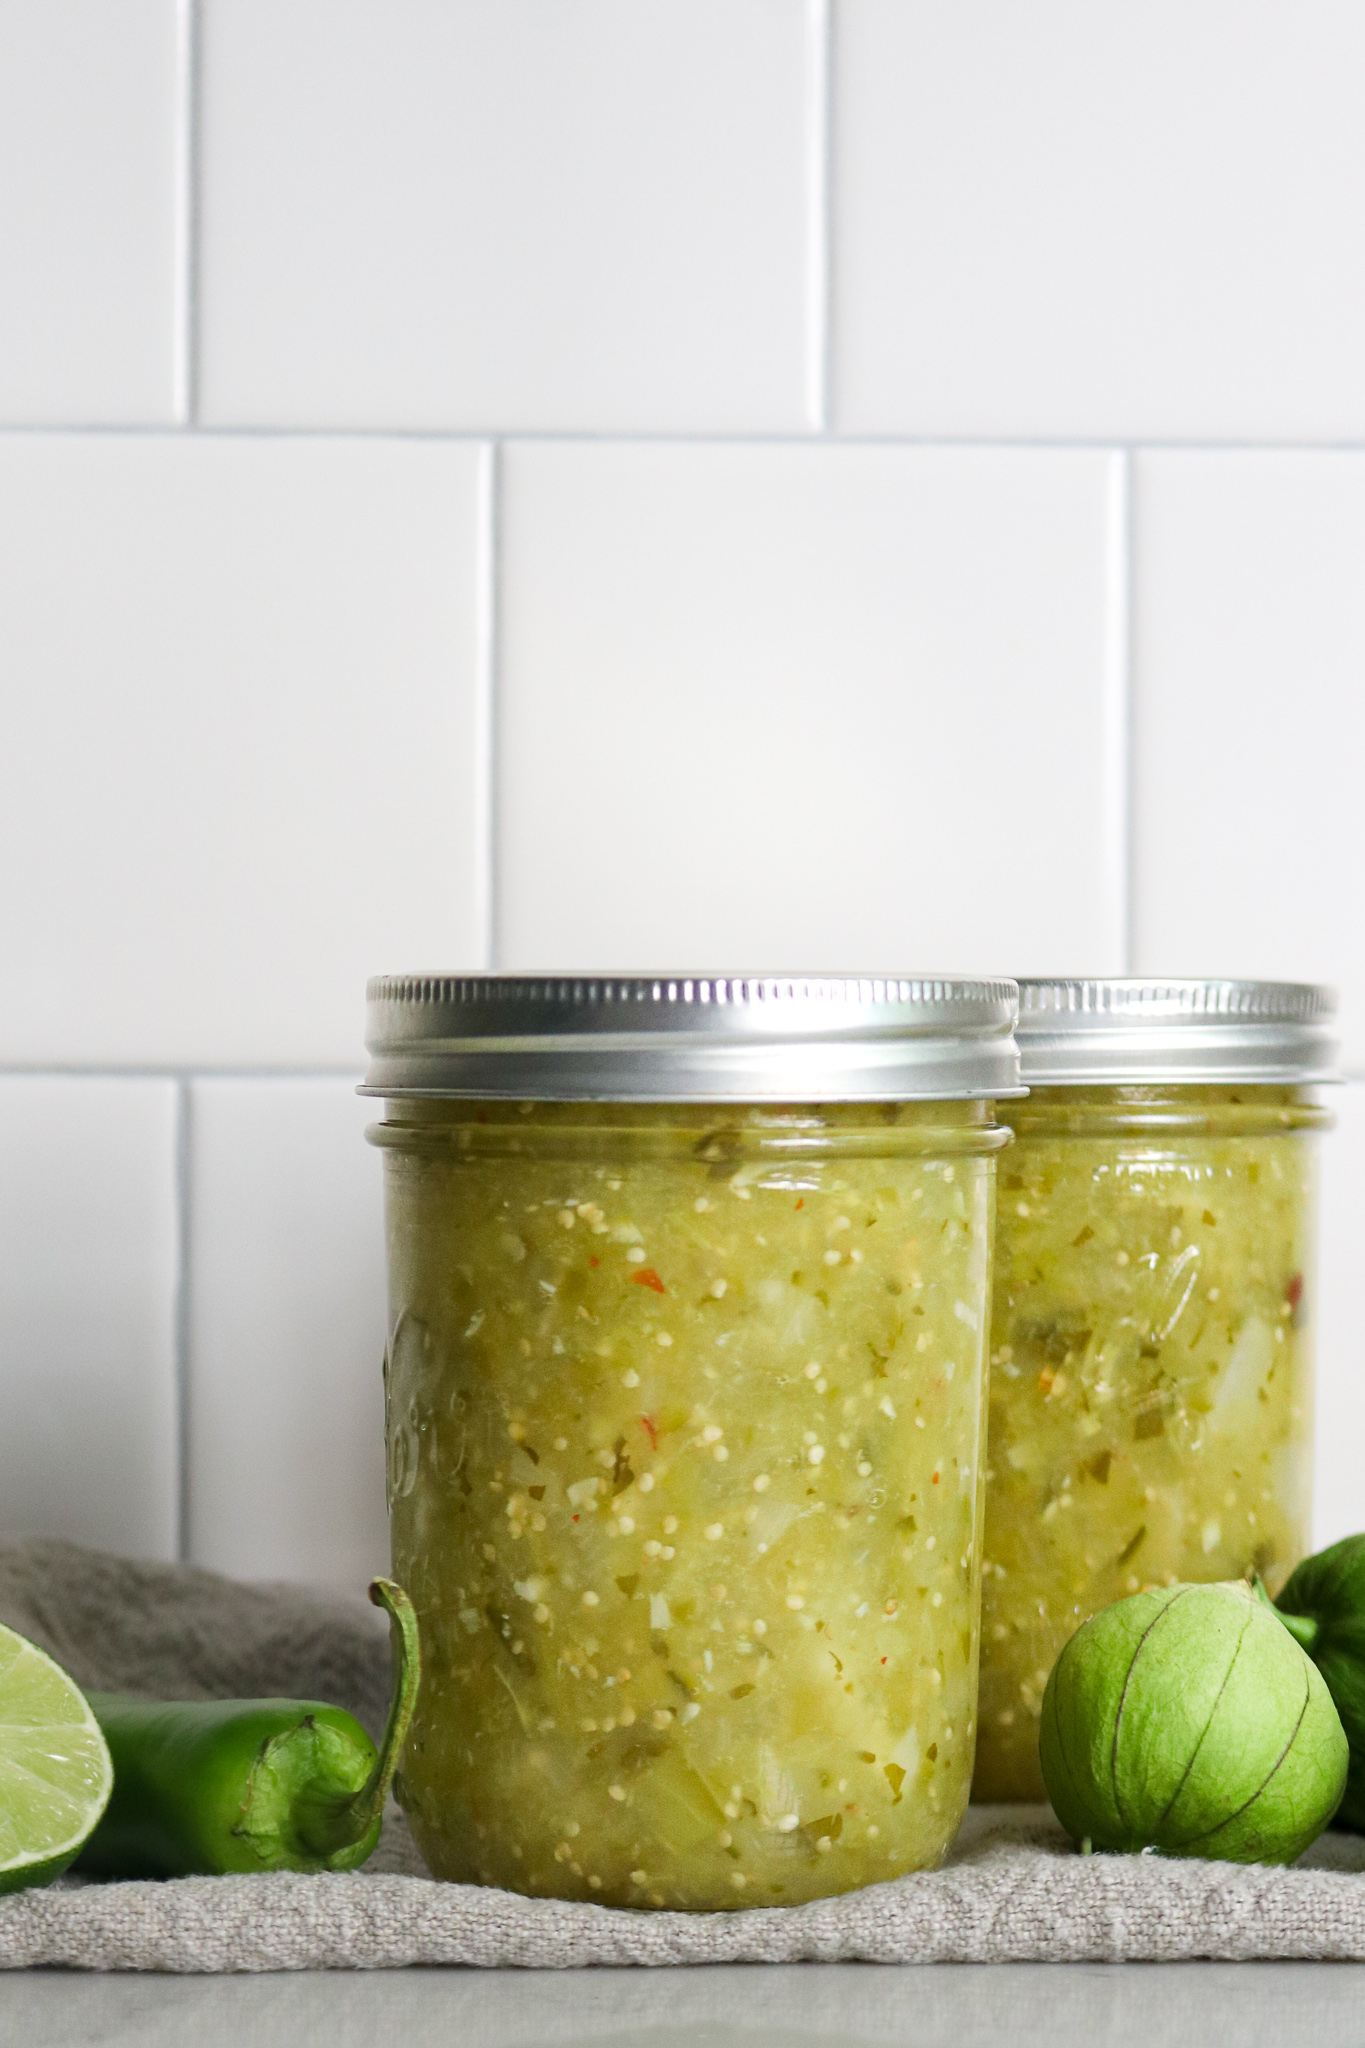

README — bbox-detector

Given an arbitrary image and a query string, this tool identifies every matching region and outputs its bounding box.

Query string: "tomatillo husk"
[1040,1580,1347,1863]
[1275,1533,1365,1833]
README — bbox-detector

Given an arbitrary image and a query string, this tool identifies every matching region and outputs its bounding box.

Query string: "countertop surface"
[5,1961,1364,2047]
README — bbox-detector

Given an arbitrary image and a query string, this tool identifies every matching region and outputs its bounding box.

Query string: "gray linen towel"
[2,1538,1364,1973]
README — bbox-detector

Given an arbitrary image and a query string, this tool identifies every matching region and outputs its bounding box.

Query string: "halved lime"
[0,1622,112,1892]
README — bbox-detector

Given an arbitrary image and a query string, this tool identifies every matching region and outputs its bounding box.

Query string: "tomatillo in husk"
[1040,1580,1347,1863]
[1275,1533,1365,1833]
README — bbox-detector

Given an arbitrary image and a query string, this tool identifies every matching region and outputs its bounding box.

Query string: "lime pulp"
[0,1623,112,1893]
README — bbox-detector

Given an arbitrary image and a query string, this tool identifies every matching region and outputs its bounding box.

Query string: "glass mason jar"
[362,974,1020,1908]
[973,979,1338,1804]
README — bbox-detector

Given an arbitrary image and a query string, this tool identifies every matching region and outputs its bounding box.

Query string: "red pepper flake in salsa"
[1286,1273,1304,1310]
[631,1268,667,1294]
[589,1255,600,1269]
[641,1415,660,1450]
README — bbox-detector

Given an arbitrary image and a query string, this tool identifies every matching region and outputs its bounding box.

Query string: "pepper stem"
[1251,1572,1320,1654]
[295,1578,421,1860]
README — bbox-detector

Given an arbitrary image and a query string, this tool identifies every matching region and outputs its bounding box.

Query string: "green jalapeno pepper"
[75,1578,419,1878]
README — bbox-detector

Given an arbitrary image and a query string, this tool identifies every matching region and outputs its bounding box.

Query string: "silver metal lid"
[361,974,1022,1103]
[1015,979,1340,1086]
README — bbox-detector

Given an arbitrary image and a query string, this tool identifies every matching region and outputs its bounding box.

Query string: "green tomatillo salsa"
[974,1086,1323,1803]
[374,1099,1004,1908]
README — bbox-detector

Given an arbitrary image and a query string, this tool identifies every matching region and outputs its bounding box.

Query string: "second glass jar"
[973,981,1336,1804]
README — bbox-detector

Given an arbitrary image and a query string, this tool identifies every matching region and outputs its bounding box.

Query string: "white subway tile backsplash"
[0,0,178,426]
[197,0,807,433]
[0,1077,177,1558]
[1132,451,1365,1065]
[834,1,1365,440]
[187,1079,388,1593]
[0,434,484,1068]
[2,0,1360,1596]
[497,441,1117,974]
[1312,1084,1363,1551]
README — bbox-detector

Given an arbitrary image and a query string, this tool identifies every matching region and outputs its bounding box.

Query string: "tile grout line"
[474,440,502,970]
[5,422,1365,455]
[172,1076,193,1564]
[0,1064,363,1081]
[172,0,200,427]
[804,0,833,433]
[1104,448,1134,975]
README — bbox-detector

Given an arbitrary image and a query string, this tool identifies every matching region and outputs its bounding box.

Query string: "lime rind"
[0,1624,112,1891]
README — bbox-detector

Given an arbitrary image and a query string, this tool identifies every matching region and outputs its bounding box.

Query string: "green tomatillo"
[1274,1534,1365,1833]
[1040,1579,1347,1863]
